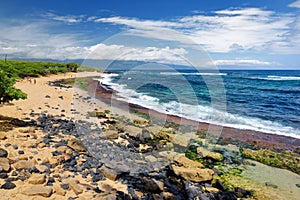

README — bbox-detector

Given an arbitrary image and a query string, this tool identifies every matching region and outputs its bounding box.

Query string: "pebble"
[61,184,69,190]
[0,148,8,158]
[0,173,8,179]
[4,144,11,147]
[11,171,17,176]
[0,182,16,190]
[5,177,19,182]
[18,150,25,155]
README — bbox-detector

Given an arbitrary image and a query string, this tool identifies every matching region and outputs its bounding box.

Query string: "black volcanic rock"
[0,148,8,158]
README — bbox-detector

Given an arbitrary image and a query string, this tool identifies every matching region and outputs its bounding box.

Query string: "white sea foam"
[267,75,300,81]
[96,74,300,139]
[249,75,300,81]
[160,72,227,76]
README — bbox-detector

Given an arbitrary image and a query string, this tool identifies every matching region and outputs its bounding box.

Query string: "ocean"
[96,69,300,139]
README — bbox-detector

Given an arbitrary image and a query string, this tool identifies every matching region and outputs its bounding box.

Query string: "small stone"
[28,173,46,184]
[296,184,300,188]
[12,145,18,150]
[0,133,7,140]
[4,143,10,147]
[18,150,25,155]
[1,182,16,190]
[6,177,18,182]
[0,148,8,158]
[99,130,119,140]
[19,176,26,181]
[0,173,8,179]
[48,177,55,183]
[54,184,66,196]
[162,192,176,200]
[67,138,88,153]
[13,160,35,170]
[38,143,46,148]
[22,185,53,197]
[100,166,120,181]
[143,178,164,192]
[196,147,223,161]
[61,184,69,190]
[265,182,278,189]
[0,158,10,172]
[65,179,83,194]
[36,165,48,173]
[11,171,18,176]
[205,187,219,193]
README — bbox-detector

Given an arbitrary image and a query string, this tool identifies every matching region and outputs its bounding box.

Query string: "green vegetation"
[0,59,81,78]
[78,65,103,72]
[104,109,111,114]
[147,131,172,146]
[0,59,98,104]
[0,69,27,104]
[241,148,300,174]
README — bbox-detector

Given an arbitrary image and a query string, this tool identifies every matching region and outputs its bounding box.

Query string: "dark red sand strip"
[86,79,300,152]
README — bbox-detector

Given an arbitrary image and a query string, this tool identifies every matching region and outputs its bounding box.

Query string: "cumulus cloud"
[289,0,300,8]
[86,43,188,64]
[0,20,84,59]
[0,19,189,64]
[1,4,300,64]
[95,7,295,53]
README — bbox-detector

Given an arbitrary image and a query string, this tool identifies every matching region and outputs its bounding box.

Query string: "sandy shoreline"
[0,72,299,199]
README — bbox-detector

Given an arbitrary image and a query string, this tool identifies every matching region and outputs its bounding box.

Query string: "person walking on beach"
[34,79,36,84]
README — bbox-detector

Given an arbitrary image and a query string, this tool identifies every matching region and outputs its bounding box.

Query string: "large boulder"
[124,125,142,138]
[64,178,83,195]
[0,158,10,172]
[28,173,46,184]
[196,147,223,161]
[22,185,53,197]
[99,130,119,140]
[13,160,35,170]
[100,162,130,181]
[67,138,88,153]
[171,164,214,182]
[174,155,204,168]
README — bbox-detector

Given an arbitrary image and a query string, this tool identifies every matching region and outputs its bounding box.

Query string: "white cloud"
[289,0,300,8]
[44,12,85,23]
[0,20,83,59]
[1,4,300,64]
[86,43,189,64]
[95,16,180,29]
[213,59,273,66]
[96,7,295,53]
[0,19,189,64]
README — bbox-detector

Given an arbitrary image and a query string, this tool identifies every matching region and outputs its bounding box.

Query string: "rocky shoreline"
[0,72,299,199]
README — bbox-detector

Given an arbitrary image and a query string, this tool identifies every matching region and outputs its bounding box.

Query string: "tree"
[0,69,27,104]
[66,62,79,72]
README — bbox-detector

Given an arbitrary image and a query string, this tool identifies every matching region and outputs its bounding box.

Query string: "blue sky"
[1,0,300,69]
